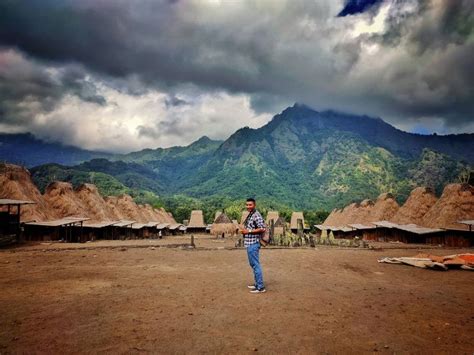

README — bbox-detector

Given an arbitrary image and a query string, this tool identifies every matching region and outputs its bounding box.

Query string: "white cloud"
[26,79,272,152]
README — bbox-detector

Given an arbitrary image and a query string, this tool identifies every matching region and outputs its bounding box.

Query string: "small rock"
[120,247,127,251]
[253,348,258,351]
[150,247,156,250]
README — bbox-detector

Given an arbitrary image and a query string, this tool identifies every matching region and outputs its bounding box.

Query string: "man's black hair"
[246,198,256,203]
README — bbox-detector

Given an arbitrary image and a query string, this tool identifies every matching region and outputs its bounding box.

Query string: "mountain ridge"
[1,104,472,214]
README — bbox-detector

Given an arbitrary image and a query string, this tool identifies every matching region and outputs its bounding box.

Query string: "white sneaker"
[250,288,266,294]
[247,285,256,290]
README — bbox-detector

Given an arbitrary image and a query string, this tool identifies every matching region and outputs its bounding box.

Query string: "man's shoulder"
[253,210,264,219]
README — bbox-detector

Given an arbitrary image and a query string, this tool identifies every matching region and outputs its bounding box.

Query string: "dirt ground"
[1,235,473,354]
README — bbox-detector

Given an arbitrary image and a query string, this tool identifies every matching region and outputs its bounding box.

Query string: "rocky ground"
[1,235,473,354]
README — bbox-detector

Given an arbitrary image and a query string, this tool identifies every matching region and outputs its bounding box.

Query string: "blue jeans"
[247,243,264,290]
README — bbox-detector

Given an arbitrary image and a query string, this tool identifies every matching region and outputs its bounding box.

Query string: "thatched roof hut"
[189,210,206,227]
[290,212,308,231]
[211,212,237,236]
[266,211,279,225]
[187,210,206,232]
[274,216,286,227]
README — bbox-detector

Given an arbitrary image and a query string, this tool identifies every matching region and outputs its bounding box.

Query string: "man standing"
[240,198,266,294]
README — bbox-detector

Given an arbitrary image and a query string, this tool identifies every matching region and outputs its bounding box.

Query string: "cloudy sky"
[0,0,473,152]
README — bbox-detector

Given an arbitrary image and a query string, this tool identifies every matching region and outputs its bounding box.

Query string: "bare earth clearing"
[1,236,473,354]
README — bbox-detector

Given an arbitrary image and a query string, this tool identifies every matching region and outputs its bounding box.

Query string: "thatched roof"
[422,183,474,230]
[266,211,279,225]
[392,187,437,225]
[75,183,117,222]
[215,211,222,220]
[274,216,285,227]
[290,212,305,229]
[214,212,232,224]
[0,164,55,222]
[323,208,344,226]
[368,193,400,222]
[211,212,237,235]
[0,163,179,223]
[44,181,89,219]
[323,192,398,227]
[188,210,206,228]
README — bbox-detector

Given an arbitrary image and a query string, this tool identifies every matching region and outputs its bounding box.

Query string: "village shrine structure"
[290,212,309,234]
[186,210,207,234]
[266,211,287,237]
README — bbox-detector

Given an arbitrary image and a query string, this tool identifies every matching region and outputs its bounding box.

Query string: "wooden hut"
[367,221,445,244]
[314,224,356,239]
[347,223,376,240]
[144,221,161,238]
[168,223,186,235]
[441,220,474,247]
[131,223,148,239]
[290,212,309,233]
[24,217,90,242]
[111,220,135,240]
[211,212,236,237]
[266,211,279,225]
[187,210,206,233]
[0,199,36,246]
[77,220,121,242]
[274,217,286,236]
[156,223,170,237]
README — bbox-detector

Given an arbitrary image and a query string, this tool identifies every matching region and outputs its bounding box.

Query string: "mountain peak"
[195,135,212,143]
[188,135,223,148]
[283,103,317,114]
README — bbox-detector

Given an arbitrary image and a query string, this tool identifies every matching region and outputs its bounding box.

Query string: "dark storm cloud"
[0,49,105,126]
[338,0,384,17]
[369,0,474,126]
[0,0,473,137]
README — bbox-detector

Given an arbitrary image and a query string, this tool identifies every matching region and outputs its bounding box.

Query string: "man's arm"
[241,213,266,234]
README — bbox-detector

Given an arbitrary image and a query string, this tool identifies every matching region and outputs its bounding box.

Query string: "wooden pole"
[16,204,21,242]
